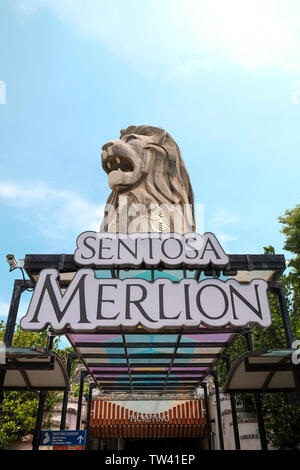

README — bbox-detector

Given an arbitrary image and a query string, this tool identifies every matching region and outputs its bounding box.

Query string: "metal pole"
[32,332,55,451]
[211,370,224,450]
[292,365,300,406]
[1,280,33,404]
[85,383,95,450]
[224,354,240,450]
[244,331,268,450]
[60,353,76,430]
[32,390,47,451]
[200,382,212,450]
[272,284,294,348]
[76,370,88,429]
[4,280,32,347]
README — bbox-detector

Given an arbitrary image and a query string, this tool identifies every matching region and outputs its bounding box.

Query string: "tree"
[279,204,300,275]
[0,322,61,449]
[217,215,300,449]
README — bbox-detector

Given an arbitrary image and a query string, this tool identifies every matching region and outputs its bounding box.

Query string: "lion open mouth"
[104,154,134,174]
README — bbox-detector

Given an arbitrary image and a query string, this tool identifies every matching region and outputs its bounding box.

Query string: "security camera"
[6,254,19,269]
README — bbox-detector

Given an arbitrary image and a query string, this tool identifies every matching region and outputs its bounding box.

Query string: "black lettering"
[97,284,119,320]
[81,235,96,260]
[185,236,199,260]
[230,284,263,320]
[158,284,180,320]
[143,237,154,260]
[118,238,138,259]
[184,284,192,320]
[30,273,90,324]
[98,238,113,260]
[161,238,183,259]
[125,284,155,322]
[199,237,221,260]
[196,284,228,319]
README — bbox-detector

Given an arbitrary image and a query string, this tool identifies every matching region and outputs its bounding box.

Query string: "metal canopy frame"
[66,330,239,393]
[0,347,70,392]
[21,252,286,395]
[23,253,286,281]
[1,251,292,451]
[223,349,300,394]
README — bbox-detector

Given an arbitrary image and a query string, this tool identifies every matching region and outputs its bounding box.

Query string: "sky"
[0,0,300,328]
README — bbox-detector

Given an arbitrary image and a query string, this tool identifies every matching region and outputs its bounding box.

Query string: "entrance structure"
[19,250,287,449]
[1,126,297,451]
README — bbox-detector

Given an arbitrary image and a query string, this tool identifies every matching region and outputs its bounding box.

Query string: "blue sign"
[40,430,86,446]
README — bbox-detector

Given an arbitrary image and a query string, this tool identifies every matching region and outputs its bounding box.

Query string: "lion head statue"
[100,125,195,233]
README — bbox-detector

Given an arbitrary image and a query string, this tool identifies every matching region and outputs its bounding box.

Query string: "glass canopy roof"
[0,347,70,391]
[67,329,236,393]
[65,267,239,392]
[223,349,298,393]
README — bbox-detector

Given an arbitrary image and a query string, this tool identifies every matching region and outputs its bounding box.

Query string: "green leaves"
[216,205,300,449]
[279,204,300,275]
[0,326,61,449]
[0,392,38,448]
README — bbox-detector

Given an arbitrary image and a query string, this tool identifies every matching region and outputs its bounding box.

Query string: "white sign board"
[20,232,272,332]
[74,232,229,268]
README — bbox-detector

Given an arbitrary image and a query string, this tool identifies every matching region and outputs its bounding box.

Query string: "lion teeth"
[116,157,121,165]
[107,161,111,169]
[107,146,114,157]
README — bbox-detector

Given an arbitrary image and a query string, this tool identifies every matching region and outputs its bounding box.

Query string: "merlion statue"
[100,125,195,233]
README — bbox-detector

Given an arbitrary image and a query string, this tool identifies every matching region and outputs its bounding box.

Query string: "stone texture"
[100,125,195,233]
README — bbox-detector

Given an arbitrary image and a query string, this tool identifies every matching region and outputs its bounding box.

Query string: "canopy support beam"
[271,283,294,348]
[200,382,212,450]
[60,353,77,430]
[32,332,55,451]
[224,354,240,450]
[211,370,224,450]
[0,279,32,404]
[76,370,90,429]
[85,383,95,450]
[244,331,268,451]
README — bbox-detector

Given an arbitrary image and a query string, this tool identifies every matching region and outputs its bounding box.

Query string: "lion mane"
[100,125,195,233]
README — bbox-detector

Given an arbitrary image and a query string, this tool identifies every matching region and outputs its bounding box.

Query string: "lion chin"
[100,125,196,234]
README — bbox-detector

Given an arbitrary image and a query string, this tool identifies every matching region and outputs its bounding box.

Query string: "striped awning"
[90,399,207,439]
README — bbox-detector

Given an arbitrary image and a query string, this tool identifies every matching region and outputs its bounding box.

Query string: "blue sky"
[0,0,300,324]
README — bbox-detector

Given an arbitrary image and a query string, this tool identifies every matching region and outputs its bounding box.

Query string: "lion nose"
[102,140,115,151]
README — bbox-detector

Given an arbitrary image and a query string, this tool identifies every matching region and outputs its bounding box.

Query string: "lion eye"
[127,135,137,142]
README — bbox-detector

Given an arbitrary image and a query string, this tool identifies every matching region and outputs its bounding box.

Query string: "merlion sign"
[20,232,271,333]
[20,126,272,333]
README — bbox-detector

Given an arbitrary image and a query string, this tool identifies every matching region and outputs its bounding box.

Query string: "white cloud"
[0,181,105,241]
[211,208,241,226]
[210,208,240,248]
[217,232,239,245]
[0,301,10,320]
[0,297,33,327]
[13,0,300,77]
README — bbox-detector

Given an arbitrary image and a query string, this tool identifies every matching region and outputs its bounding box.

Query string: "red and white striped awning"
[90,399,207,439]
